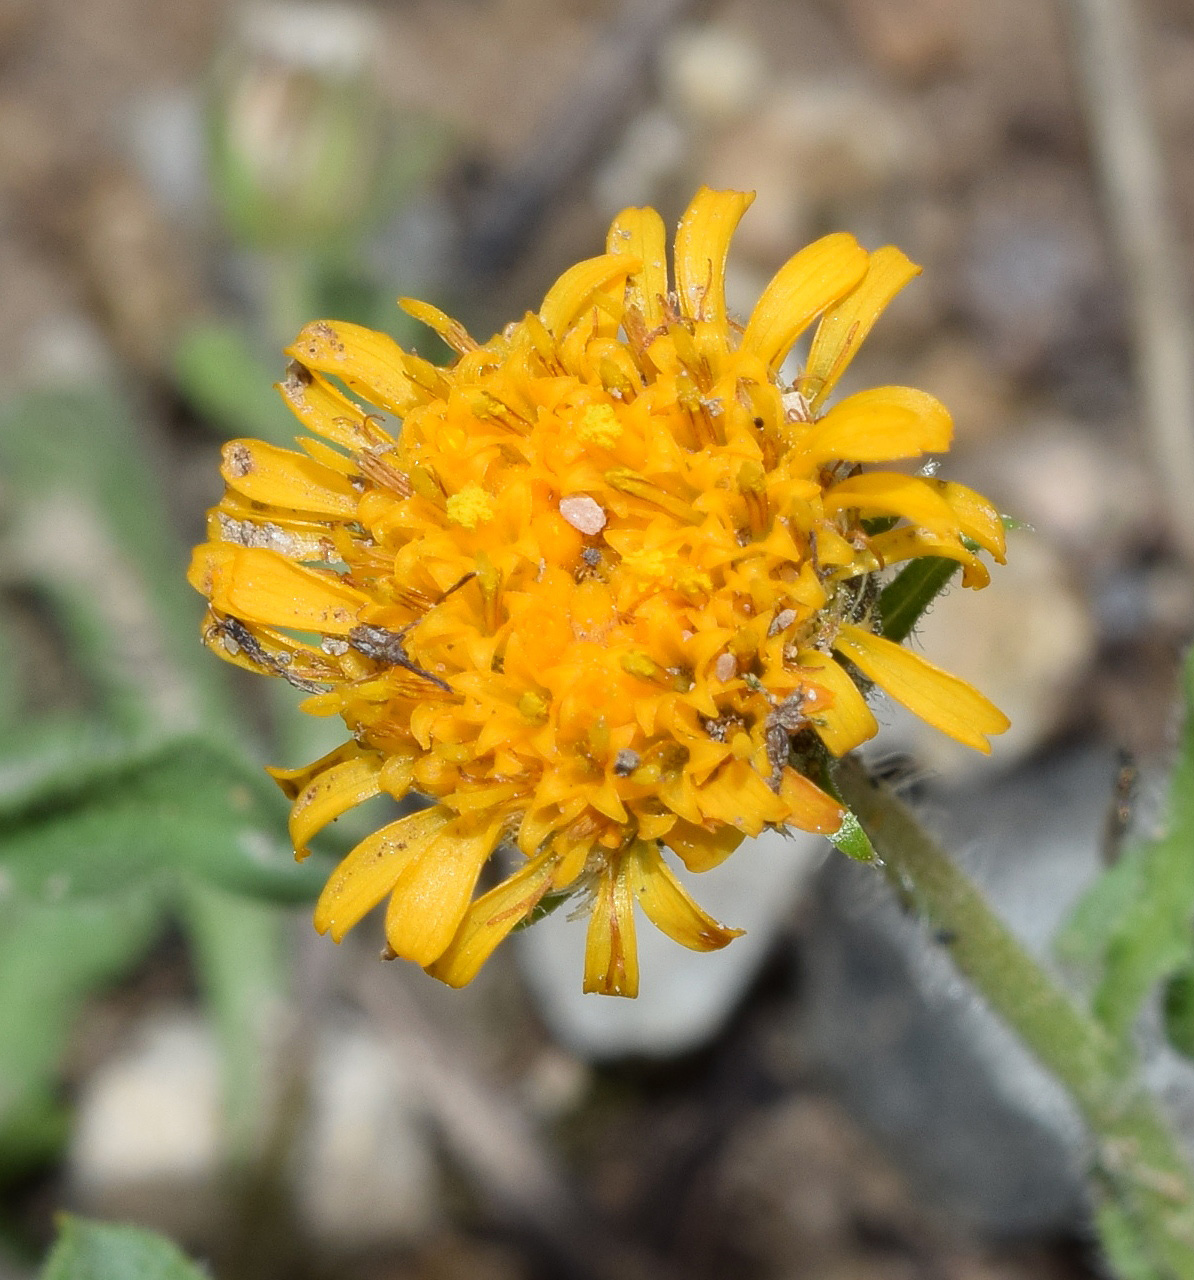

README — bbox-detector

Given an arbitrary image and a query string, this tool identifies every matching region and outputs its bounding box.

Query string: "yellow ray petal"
[398,297,478,355]
[928,480,1007,561]
[191,544,369,635]
[795,648,879,755]
[778,768,846,834]
[661,819,745,873]
[267,740,366,798]
[539,254,638,338]
[834,623,1010,752]
[313,806,453,941]
[220,439,359,519]
[384,812,507,967]
[822,472,960,536]
[285,753,384,858]
[583,857,639,997]
[627,841,742,952]
[673,187,754,328]
[427,849,560,988]
[607,205,669,330]
[797,387,952,467]
[802,245,921,409]
[741,234,869,373]
[868,526,990,588]
[276,362,384,451]
[287,320,420,416]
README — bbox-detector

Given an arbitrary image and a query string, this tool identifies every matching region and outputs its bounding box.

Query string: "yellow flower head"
[188,187,1009,997]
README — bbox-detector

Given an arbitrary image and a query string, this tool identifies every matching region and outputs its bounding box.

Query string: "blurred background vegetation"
[2,0,1194,1277]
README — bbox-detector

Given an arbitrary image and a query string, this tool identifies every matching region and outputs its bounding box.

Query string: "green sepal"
[878,556,960,644]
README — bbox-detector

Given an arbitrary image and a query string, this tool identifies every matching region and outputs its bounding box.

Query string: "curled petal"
[608,205,669,330]
[741,234,869,373]
[287,321,420,416]
[802,246,921,409]
[673,187,754,330]
[539,254,638,337]
[584,856,639,997]
[929,480,1007,562]
[283,752,384,858]
[868,526,990,588]
[276,363,385,451]
[796,387,952,467]
[267,741,363,799]
[428,849,561,988]
[834,623,1009,752]
[314,806,453,941]
[398,297,478,354]
[822,472,960,537]
[627,841,743,952]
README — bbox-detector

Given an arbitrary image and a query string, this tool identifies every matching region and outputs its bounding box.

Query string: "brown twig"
[1066,0,1194,564]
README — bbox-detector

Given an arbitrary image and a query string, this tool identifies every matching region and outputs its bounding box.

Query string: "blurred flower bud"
[207,2,385,249]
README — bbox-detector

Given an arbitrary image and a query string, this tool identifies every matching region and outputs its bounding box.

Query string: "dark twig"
[460,0,698,273]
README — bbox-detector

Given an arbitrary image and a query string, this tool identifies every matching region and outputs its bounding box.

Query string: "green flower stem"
[834,756,1194,1278]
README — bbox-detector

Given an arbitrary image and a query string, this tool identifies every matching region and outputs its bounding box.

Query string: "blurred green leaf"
[0,388,235,737]
[1093,1197,1167,1280]
[1055,850,1145,970]
[1058,646,1194,1041]
[174,322,296,445]
[1165,965,1194,1060]
[181,880,289,1160]
[41,1217,209,1280]
[0,891,162,1180]
[0,735,328,903]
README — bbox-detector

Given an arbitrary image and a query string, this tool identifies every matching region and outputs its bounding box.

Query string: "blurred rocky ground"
[2,0,1194,1277]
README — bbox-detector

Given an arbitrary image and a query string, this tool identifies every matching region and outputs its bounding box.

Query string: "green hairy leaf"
[1058,645,1194,1042]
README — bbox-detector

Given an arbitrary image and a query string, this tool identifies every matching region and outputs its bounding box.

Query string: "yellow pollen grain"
[577,403,623,447]
[674,567,713,597]
[622,548,669,579]
[445,484,495,529]
[518,691,550,722]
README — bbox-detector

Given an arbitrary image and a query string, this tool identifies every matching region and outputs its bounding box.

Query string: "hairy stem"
[834,756,1194,1278]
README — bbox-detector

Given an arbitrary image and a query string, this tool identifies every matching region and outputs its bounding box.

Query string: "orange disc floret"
[188,186,1009,996]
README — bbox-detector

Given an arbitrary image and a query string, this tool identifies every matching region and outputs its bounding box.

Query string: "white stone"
[294,1020,437,1246]
[68,1012,223,1238]
[659,26,766,125]
[558,494,606,536]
